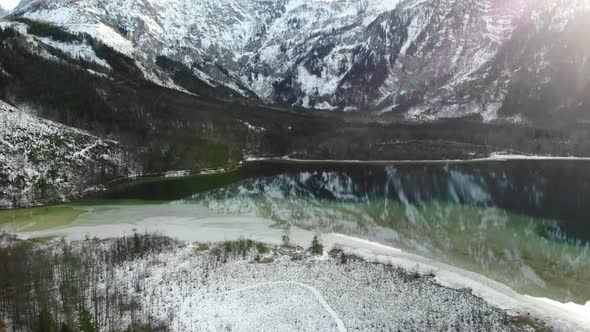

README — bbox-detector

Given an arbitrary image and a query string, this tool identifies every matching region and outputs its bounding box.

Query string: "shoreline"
[324,234,590,332]
[11,213,590,332]
[245,153,590,165]
[4,154,590,211]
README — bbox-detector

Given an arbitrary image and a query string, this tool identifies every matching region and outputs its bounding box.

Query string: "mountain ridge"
[2,0,590,125]
[2,0,590,208]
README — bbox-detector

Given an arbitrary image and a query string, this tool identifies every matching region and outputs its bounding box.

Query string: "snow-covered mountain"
[6,0,590,122]
[0,5,9,17]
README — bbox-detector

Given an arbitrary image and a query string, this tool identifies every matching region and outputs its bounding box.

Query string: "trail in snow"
[73,141,99,160]
[220,281,347,332]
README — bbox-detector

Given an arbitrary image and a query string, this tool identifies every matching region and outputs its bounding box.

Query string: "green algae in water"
[0,205,87,232]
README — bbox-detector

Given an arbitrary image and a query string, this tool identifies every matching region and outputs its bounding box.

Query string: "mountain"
[6,0,590,124]
[2,0,590,207]
[0,5,8,17]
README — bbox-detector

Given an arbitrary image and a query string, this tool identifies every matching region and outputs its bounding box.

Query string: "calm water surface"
[2,160,589,303]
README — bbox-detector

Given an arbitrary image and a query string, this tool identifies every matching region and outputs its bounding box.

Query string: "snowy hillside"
[0,100,138,208]
[6,0,590,122]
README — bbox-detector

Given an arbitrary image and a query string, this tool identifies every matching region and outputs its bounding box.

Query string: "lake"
[2,160,589,304]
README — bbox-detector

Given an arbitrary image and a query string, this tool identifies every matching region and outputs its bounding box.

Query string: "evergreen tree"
[309,235,323,255]
[78,309,97,332]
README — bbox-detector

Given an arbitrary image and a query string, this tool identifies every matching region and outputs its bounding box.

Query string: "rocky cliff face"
[6,0,590,123]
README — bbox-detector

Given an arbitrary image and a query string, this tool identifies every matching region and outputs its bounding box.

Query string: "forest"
[0,233,323,331]
[0,233,188,331]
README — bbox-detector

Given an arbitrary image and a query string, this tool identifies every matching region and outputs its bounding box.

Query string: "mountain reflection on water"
[171,161,590,303]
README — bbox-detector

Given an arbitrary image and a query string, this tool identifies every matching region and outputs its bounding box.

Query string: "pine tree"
[78,309,97,332]
[309,235,323,255]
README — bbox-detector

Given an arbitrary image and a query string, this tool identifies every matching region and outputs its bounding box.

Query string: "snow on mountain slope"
[0,100,138,208]
[496,0,590,123]
[370,0,532,119]
[9,0,590,122]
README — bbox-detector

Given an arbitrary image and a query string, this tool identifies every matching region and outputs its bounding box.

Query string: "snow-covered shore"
[13,207,590,332]
[0,233,550,332]
[245,153,590,165]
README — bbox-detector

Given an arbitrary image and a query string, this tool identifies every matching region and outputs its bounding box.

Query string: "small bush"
[255,242,269,254]
[196,243,209,252]
[309,235,323,255]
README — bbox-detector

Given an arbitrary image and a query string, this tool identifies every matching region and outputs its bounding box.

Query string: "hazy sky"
[0,0,20,10]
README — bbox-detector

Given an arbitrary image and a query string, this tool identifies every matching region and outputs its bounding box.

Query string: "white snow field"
[94,241,521,331]
[10,203,590,332]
